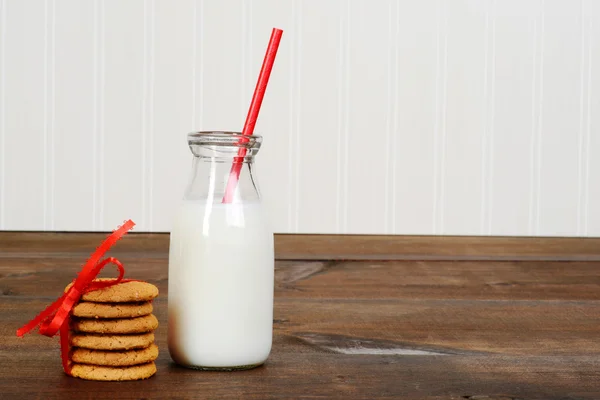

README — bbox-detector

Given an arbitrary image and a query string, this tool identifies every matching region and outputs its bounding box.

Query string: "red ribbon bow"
[16,220,136,375]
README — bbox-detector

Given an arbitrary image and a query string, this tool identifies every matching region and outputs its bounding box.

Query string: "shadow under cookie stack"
[67,279,160,381]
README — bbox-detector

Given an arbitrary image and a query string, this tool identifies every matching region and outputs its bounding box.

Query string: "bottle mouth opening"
[187,131,262,149]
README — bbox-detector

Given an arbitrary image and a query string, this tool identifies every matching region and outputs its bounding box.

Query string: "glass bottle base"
[179,362,265,372]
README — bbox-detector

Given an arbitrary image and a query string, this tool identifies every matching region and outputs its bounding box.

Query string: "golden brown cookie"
[71,314,159,334]
[71,344,159,367]
[65,279,159,303]
[70,362,157,381]
[70,333,155,350]
[72,301,153,319]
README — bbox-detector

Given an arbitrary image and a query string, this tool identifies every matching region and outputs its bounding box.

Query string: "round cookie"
[71,314,159,334]
[70,362,157,381]
[71,344,159,367]
[70,332,155,350]
[65,279,159,303]
[72,301,153,319]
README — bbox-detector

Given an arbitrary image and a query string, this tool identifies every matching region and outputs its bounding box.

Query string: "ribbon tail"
[39,286,86,338]
[60,321,71,375]
[16,294,66,337]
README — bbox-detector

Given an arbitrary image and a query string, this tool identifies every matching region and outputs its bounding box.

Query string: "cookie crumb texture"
[70,333,155,350]
[71,344,159,366]
[71,314,159,334]
[65,279,159,303]
[70,362,157,381]
[72,301,153,319]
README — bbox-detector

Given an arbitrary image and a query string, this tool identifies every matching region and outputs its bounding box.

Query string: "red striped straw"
[222,28,283,203]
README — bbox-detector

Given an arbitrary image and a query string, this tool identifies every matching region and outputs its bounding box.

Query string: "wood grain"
[0,233,599,399]
[1,232,600,261]
[2,257,599,301]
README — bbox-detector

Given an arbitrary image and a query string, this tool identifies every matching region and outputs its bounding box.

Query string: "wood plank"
[276,260,600,300]
[274,234,600,261]
[0,232,169,255]
[2,257,600,301]
[0,352,597,400]
[5,297,600,359]
[1,232,600,261]
[2,297,599,399]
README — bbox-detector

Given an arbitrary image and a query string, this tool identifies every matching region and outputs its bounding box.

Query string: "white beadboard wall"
[0,0,599,236]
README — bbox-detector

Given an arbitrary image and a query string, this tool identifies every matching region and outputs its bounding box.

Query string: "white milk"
[168,201,274,369]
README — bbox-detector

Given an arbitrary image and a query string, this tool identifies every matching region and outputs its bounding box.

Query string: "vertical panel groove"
[391,0,400,234]
[98,0,105,229]
[248,0,253,94]
[384,0,393,234]
[289,0,303,232]
[335,0,344,233]
[480,0,490,234]
[43,0,48,229]
[432,0,441,234]
[528,17,539,235]
[535,1,545,235]
[241,0,247,120]
[50,0,55,230]
[141,0,155,230]
[439,2,448,234]
[141,0,148,230]
[577,0,587,235]
[335,1,349,233]
[481,0,497,235]
[487,0,496,235]
[43,0,56,230]
[287,0,296,232]
[92,0,106,229]
[529,2,545,236]
[191,0,197,129]
[148,0,155,230]
[241,0,252,121]
[294,2,302,232]
[342,0,350,233]
[198,0,204,129]
[433,0,448,235]
[584,15,593,235]
[0,0,5,228]
[93,0,99,229]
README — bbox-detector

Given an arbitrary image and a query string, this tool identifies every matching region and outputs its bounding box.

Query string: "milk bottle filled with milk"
[168,131,274,370]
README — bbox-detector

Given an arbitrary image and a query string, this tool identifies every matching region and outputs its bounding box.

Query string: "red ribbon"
[16,220,136,375]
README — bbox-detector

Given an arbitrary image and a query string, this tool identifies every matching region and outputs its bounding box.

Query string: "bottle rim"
[187,131,262,148]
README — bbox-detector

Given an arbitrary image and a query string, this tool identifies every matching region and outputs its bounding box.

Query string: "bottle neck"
[184,156,261,204]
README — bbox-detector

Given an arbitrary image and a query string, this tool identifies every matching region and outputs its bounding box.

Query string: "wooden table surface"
[1,233,599,399]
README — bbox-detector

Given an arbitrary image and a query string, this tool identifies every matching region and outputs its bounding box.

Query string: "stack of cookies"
[66,279,160,381]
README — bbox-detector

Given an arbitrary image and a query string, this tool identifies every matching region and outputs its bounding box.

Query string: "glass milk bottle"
[168,131,274,370]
